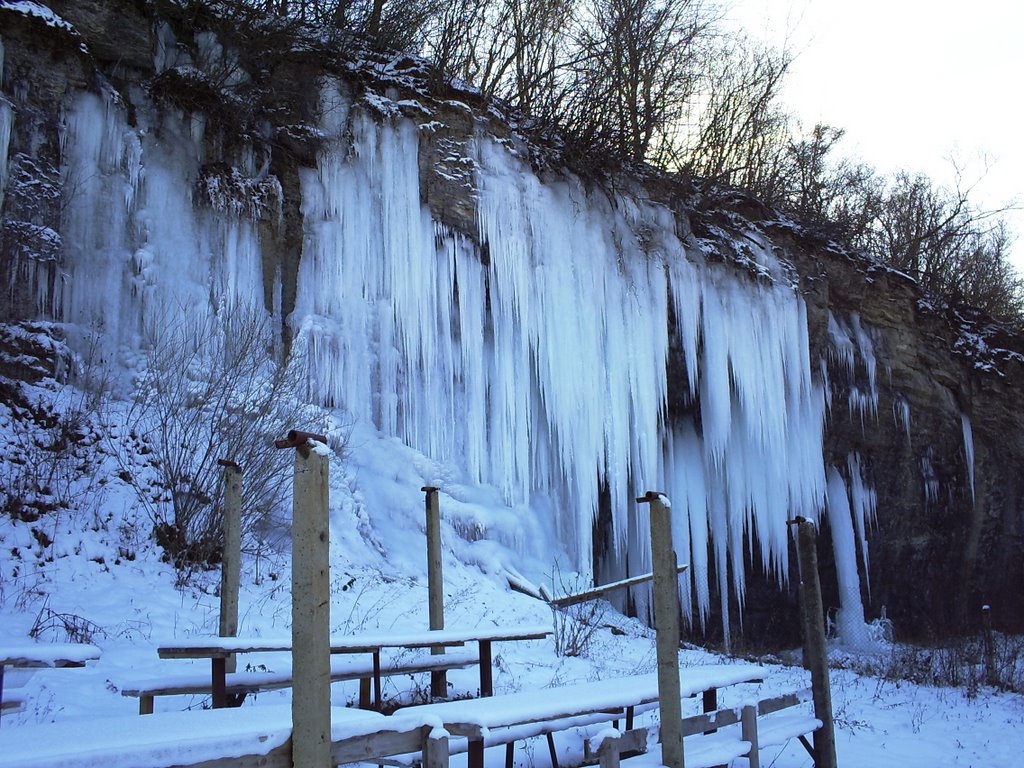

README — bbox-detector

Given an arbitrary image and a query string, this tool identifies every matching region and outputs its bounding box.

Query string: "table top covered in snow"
[0,704,421,768]
[0,642,101,668]
[157,624,551,657]
[397,663,767,735]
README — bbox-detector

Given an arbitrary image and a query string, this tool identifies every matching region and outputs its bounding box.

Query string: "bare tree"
[422,0,492,86]
[572,0,713,161]
[116,302,319,567]
[781,123,846,219]
[782,146,1023,324]
[676,34,791,191]
[863,170,999,292]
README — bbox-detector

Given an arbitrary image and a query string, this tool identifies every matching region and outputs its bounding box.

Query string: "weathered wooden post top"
[276,429,331,768]
[636,490,684,768]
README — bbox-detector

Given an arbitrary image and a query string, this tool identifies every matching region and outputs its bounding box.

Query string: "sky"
[726,0,1024,272]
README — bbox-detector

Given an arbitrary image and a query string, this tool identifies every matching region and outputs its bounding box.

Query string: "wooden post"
[791,525,811,671]
[741,704,760,768]
[218,459,242,675]
[479,640,493,697]
[277,431,331,768]
[792,518,837,768]
[701,689,717,734]
[423,486,446,698]
[637,491,683,768]
[598,733,622,768]
[423,726,450,768]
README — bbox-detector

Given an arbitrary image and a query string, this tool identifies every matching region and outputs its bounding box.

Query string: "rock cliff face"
[776,218,1024,637]
[2,0,1021,640]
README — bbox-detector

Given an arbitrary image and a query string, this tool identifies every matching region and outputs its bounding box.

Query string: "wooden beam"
[549,566,688,609]
[757,687,813,716]
[332,728,425,764]
[423,726,450,768]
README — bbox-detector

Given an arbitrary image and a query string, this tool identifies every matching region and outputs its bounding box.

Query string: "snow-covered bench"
[120,647,480,714]
[0,693,26,715]
[0,704,445,768]
[589,687,822,768]
[392,664,767,768]
[0,643,101,721]
[136,626,549,713]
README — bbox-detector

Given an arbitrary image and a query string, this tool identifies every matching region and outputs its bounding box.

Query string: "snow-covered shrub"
[115,301,321,569]
[868,632,1024,697]
[29,599,106,644]
[550,569,608,658]
[0,324,107,527]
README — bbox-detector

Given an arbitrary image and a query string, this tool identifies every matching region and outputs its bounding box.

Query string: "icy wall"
[290,80,840,639]
[3,0,1024,640]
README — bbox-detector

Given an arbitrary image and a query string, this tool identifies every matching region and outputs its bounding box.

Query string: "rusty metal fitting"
[274,429,329,450]
[635,491,663,504]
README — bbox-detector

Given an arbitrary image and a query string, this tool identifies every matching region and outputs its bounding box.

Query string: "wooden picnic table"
[0,642,101,720]
[157,625,551,709]
[397,663,767,768]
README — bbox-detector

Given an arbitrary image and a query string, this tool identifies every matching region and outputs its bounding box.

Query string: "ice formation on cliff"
[35,72,890,642]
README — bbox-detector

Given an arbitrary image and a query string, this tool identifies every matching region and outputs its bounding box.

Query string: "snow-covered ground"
[1,373,1021,767]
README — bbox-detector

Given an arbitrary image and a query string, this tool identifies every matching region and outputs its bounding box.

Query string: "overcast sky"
[726,0,1023,270]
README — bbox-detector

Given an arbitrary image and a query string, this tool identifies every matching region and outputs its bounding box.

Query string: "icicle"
[826,466,871,648]
[60,88,266,355]
[153,22,186,73]
[846,453,876,592]
[961,413,975,503]
[0,93,11,214]
[828,312,878,428]
[921,451,939,505]
[827,312,855,377]
[850,313,877,402]
[893,396,911,440]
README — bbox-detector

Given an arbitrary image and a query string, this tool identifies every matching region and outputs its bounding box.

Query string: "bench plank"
[0,696,26,714]
[122,649,479,712]
[156,627,550,658]
[756,713,822,748]
[0,643,101,668]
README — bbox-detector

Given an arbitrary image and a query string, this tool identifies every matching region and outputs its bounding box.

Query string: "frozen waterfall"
[40,76,879,642]
[293,81,830,634]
